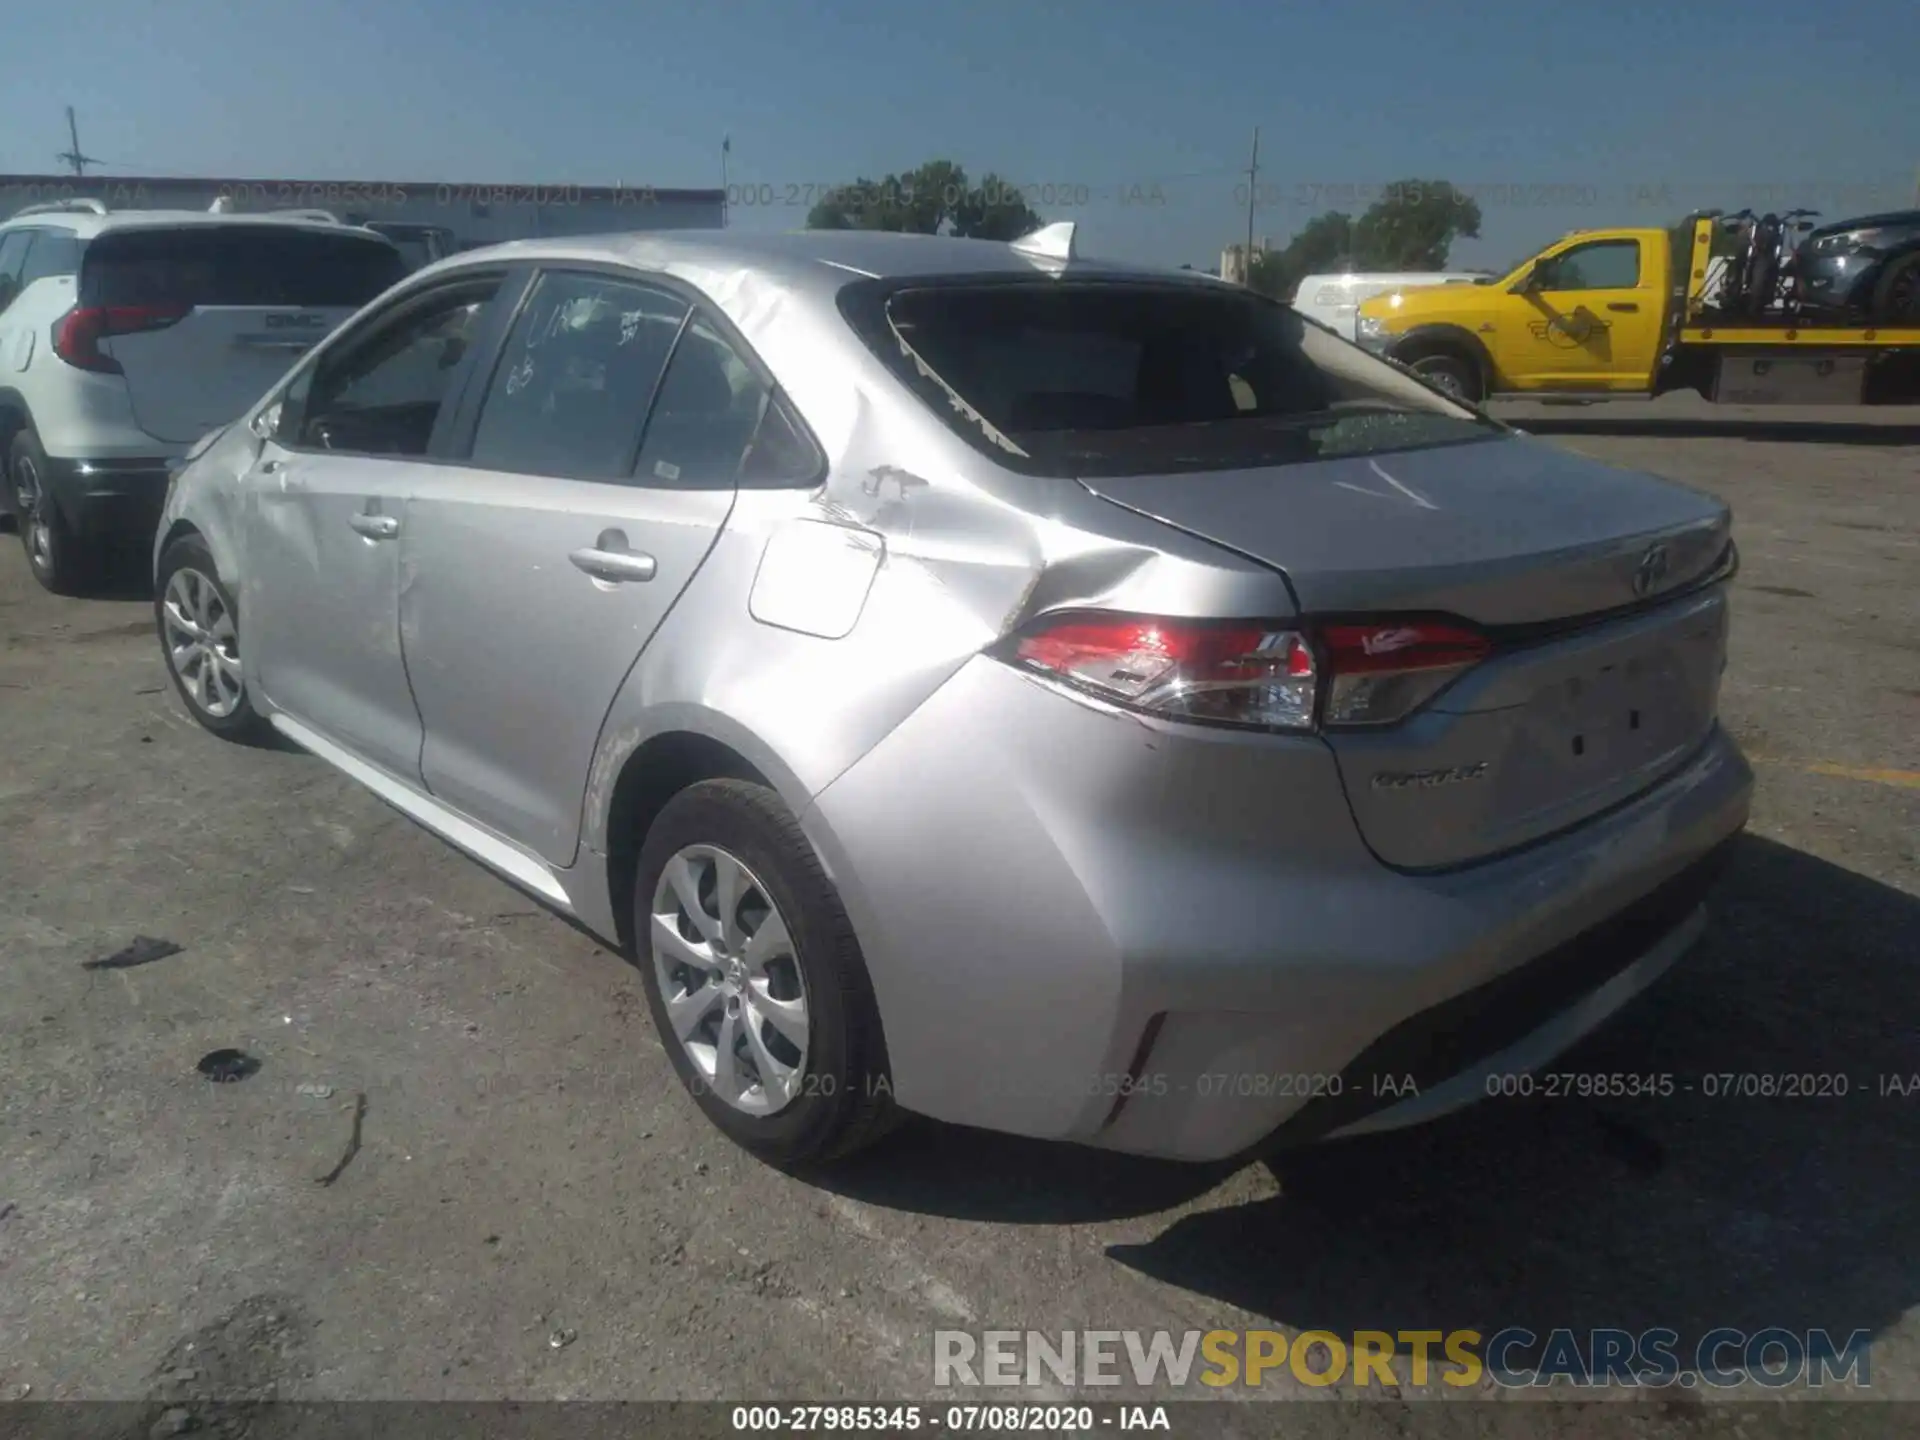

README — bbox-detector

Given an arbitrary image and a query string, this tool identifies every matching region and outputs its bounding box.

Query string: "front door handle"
[350,511,400,540]
[1606,302,1639,313]
[570,532,657,584]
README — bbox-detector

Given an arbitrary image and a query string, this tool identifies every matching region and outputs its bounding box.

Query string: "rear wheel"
[155,534,271,742]
[11,430,96,595]
[634,779,898,1168]
[1404,349,1484,404]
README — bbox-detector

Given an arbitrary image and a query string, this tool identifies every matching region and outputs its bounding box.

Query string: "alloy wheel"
[15,454,54,572]
[649,844,811,1116]
[162,568,245,719]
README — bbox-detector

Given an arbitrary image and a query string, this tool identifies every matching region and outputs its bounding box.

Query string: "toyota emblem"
[1633,543,1671,598]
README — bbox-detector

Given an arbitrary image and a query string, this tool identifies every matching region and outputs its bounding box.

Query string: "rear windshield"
[840,279,1503,477]
[81,226,406,309]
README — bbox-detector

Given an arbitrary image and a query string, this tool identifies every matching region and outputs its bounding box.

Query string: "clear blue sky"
[3,0,1914,270]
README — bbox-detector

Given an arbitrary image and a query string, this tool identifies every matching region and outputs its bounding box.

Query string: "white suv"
[0,201,405,592]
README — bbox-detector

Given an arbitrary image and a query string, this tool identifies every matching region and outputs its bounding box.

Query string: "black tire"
[1742,222,1780,318]
[154,533,272,743]
[1871,254,1920,324]
[634,778,899,1168]
[1405,349,1484,404]
[11,429,97,596]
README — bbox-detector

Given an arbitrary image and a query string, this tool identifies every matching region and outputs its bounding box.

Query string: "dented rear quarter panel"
[573,242,1296,885]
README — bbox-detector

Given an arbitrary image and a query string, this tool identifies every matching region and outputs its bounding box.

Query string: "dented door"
[239,273,506,781]
[244,442,425,780]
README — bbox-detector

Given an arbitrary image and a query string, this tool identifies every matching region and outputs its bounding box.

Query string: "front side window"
[467,270,688,479]
[293,279,499,457]
[841,279,1501,478]
[1536,240,1641,292]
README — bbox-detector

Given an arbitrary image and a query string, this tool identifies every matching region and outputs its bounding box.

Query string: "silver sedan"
[154,224,1751,1167]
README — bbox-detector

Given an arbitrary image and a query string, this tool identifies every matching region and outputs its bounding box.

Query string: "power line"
[55,106,104,177]
[1244,128,1260,276]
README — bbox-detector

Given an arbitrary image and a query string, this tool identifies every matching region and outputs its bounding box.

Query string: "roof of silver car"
[435,227,1216,292]
[0,208,390,240]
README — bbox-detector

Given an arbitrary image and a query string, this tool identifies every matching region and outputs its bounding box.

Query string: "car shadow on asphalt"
[1516,416,1920,446]
[1103,834,1919,1356]
[86,543,163,602]
[829,834,1920,1354]
[817,1117,1233,1224]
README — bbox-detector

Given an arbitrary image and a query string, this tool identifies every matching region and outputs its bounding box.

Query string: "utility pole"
[721,134,731,228]
[56,106,102,177]
[1243,127,1260,284]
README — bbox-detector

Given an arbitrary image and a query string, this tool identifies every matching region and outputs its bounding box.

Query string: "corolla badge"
[1632,542,1671,598]
[1372,762,1490,791]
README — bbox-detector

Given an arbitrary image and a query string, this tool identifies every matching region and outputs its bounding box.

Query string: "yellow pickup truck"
[1353,214,1920,406]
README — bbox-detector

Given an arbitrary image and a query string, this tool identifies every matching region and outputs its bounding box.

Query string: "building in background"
[0,174,725,249]
[1218,241,1269,286]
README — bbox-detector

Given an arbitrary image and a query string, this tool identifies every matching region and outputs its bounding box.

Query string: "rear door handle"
[1606,302,1639,312]
[350,511,400,540]
[570,537,657,584]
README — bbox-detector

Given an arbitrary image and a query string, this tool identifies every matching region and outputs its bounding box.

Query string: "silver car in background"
[154,224,1751,1168]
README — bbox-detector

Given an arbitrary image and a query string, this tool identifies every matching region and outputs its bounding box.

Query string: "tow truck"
[1353,213,1920,405]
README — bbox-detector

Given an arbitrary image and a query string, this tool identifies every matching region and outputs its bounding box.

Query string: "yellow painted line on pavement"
[1803,762,1920,791]
[1748,755,1920,791]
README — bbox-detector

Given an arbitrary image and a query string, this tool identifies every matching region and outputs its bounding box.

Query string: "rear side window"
[81,227,406,309]
[20,230,82,285]
[633,314,785,489]
[0,231,31,313]
[841,279,1501,477]
[468,271,689,480]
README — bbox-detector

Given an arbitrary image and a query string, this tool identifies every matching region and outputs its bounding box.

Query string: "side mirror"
[1517,267,1547,293]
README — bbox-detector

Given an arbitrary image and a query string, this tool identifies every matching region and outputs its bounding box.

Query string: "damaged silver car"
[153,223,1751,1167]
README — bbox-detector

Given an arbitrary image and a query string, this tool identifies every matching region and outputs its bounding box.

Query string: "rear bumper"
[1269,840,1729,1148]
[802,656,1753,1163]
[39,455,177,540]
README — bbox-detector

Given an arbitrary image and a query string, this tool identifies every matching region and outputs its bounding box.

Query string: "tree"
[1241,180,1484,297]
[805,159,1042,239]
[1247,211,1356,297]
[1245,247,1294,299]
[952,171,1045,241]
[1350,179,1482,270]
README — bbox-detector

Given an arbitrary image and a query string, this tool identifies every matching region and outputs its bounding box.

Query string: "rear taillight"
[1319,620,1491,726]
[1008,614,1319,730]
[1003,612,1491,731]
[51,305,187,374]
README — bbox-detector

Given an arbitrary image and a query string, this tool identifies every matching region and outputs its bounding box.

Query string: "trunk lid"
[84,224,405,445]
[1320,585,1730,868]
[1083,433,1734,869]
[1078,432,1731,626]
